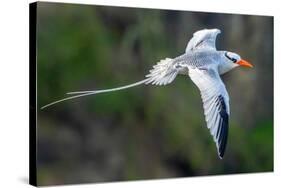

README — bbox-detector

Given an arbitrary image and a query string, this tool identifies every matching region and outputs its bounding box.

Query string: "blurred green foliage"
[36,2,273,186]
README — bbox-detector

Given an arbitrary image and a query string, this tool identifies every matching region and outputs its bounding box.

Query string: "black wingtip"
[218,147,226,159]
[218,114,228,159]
[216,95,229,159]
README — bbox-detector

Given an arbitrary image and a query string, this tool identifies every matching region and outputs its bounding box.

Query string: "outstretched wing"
[145,58,186,86]
[186,29,221,52]
[188,67,230,159]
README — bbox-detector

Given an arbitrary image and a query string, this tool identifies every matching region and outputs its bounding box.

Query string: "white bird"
[41,28,253,159]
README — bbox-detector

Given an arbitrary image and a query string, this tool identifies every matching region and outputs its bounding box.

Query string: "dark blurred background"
[36,2,273,186]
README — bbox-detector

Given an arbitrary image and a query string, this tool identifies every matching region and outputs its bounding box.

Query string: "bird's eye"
[225,52,237,63]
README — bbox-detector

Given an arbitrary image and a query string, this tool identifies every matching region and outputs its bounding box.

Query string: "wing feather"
[189,67,230,159]
[186,29,221,52]
[145,58,185,86]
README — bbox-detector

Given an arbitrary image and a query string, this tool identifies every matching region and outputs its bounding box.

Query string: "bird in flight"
[41,28,253,159]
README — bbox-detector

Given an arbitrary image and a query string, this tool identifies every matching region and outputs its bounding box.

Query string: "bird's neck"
[218,54,238,75]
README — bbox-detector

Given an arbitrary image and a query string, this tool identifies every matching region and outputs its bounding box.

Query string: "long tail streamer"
[40,78,150,110]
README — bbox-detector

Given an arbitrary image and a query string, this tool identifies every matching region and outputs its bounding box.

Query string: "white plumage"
[42,28,253,159]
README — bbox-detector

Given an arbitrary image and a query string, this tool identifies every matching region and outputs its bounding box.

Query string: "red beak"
[236,59,253,68]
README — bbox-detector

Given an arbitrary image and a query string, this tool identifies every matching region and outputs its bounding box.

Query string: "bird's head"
[224,51,253,68]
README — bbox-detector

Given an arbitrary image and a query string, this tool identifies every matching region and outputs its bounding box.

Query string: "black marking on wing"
[216,95,229,158]
[191,40,204,50]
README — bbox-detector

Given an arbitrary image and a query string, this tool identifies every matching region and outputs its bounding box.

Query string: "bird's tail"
[40,78,151,110]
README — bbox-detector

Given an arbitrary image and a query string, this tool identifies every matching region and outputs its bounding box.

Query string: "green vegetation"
[36,2,273,185]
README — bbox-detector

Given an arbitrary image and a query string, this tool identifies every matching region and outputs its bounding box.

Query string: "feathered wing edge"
[185,28,221,52]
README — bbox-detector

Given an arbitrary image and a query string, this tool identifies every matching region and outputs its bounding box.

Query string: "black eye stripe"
[224,52,237,62]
